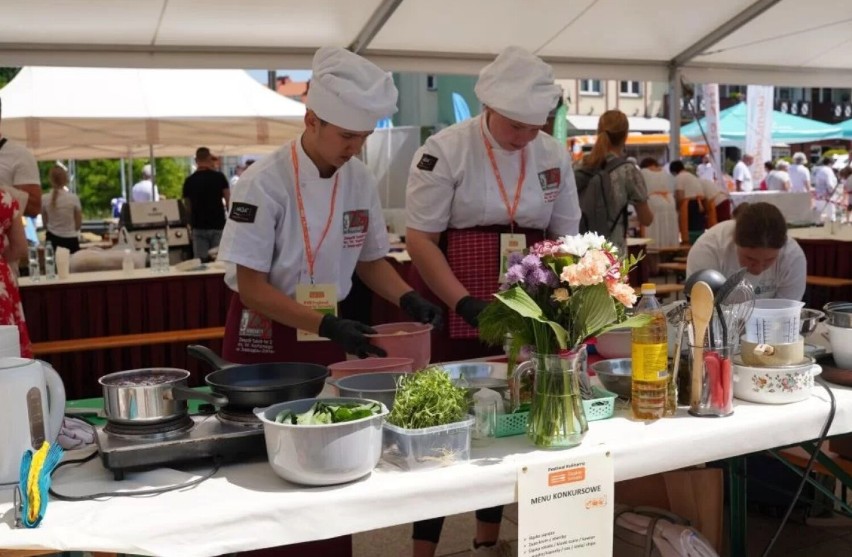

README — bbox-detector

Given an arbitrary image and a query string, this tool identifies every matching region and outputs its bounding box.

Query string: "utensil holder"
[688,343,734,417]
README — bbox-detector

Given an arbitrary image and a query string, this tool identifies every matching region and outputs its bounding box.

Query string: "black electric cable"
[48,450,221,501]
[761,377,836,557]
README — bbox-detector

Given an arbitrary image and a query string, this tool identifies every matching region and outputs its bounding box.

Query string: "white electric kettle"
[0,358,66,484]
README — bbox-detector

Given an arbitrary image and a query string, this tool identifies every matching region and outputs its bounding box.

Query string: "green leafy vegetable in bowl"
[275,401,382,425]
[387,367,467,429]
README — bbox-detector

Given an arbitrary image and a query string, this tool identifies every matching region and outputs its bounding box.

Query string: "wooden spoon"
[690,281,715,409]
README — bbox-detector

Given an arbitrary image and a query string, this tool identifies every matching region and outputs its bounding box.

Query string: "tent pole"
[668,66,682,163]
[120,157,127,200]
[149,145,156,200]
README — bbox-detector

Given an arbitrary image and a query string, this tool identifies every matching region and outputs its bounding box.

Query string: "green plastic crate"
[494,386,617,438]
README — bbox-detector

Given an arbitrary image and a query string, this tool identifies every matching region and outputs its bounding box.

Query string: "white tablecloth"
[1,379,850,556]
[730,191,813,224]
[789,225,852,243]
[17,263,226,288]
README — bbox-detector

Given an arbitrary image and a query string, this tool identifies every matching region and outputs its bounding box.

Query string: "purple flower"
[503,264,525,289]
[507,252,524,268]
[521,254,541,272]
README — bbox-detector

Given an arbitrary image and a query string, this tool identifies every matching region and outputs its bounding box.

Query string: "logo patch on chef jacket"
[229,202,258,223]
[343,209,369,249]
[538,167,561,203]
[416,154,438,172]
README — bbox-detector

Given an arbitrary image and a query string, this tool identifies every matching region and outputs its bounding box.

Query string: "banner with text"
[702,84,725,190]
[746,85,774,184]
[518,447,614,557]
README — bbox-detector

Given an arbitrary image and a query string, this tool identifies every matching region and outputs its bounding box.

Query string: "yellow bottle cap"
[641,283,657,294]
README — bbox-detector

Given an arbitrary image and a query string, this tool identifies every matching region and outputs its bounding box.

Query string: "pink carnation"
[530,239,563,258]
[608,281,638,308]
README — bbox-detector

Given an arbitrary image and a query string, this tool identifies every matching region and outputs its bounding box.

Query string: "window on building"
[425,75,437,91]
[619,81,642,96]
[579,79,602,95]
[777,88,792,101]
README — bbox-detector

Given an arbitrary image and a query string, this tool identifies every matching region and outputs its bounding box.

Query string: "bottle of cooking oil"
[631,283,668,420]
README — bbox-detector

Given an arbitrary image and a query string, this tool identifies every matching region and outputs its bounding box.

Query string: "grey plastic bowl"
[327,372,406,410]
[255,397,387,486]
[590,359,632,399]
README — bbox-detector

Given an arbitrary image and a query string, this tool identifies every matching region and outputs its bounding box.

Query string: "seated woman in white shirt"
[686,202,806,300]
[41,166,82,253]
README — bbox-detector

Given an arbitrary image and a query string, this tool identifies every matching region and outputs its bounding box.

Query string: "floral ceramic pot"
[732,357,821,404]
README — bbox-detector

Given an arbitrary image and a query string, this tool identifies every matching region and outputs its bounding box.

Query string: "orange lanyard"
[480,117,526,231]
[291,141,339,284]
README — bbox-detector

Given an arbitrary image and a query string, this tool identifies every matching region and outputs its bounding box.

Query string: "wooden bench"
[806,276,852,288]
[634,283,685,298]
[31,327,226,356]
[657,262,687,273]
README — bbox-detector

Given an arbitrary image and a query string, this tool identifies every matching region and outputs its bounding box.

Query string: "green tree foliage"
[38,158,191,219]
[0,67,21,88]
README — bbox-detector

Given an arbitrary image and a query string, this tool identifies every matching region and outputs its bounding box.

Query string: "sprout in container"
[382,367,474,470]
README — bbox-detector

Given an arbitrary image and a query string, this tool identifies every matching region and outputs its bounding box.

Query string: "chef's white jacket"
[405,114,580,236]
[218,138,389,300]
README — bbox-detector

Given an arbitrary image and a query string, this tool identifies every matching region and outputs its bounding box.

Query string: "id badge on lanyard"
[499,233,527,282]
[295,283,338,341]
[291,141,340,342]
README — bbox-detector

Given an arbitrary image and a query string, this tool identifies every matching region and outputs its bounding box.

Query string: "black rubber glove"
[455,295,489,328]
[318,314,387,358]
[399,291,443,329]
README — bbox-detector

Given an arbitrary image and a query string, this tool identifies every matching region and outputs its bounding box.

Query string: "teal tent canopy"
[681,102,842,145]
[838,118,852,139]
[452,92,472,124]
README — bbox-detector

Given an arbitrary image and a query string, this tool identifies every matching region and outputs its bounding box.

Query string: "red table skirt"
[21,273,229,400]
[795,238,852,309]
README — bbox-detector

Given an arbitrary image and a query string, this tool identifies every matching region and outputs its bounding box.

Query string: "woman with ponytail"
[41,165,82,253]
[575,109,653,253]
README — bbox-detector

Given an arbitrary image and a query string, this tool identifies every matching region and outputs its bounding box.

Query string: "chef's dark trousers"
[412,505,504,543]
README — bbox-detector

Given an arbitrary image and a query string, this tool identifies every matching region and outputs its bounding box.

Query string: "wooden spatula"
[690,281,715,409]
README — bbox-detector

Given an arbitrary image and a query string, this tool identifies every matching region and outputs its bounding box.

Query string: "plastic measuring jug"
[744,299,804,344]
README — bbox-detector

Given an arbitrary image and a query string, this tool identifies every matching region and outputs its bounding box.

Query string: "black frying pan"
[187,345,329,409]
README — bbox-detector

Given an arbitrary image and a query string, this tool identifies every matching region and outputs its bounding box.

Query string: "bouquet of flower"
[479,232,649,357]
[479,232,650,448]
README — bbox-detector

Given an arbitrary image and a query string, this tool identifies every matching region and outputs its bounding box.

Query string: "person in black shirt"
[182,147,230,261]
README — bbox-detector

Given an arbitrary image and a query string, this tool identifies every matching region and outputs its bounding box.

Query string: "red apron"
[409,225,545,362]
[715,199,732,222]
[222,294,344,366]
[222,294,351,557]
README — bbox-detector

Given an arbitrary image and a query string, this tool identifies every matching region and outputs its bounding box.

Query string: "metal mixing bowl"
[442,362,509,393]
[590,359,632,399]
[824,302,852,329]
[799,309,825,337]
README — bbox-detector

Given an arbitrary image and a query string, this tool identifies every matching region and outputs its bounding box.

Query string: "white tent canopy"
[0,67,306,160]
[567,115,670,134]
[0,0,850,87]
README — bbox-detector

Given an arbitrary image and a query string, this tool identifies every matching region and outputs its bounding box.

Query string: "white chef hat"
[306,47,398,132]
[142,164,152,177]
[475,46,561,126]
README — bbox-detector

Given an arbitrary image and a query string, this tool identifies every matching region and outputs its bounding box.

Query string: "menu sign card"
[517,447,613,557]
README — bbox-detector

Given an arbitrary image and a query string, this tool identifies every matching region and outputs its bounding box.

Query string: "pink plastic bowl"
[366,322,433,371]
[328,357,414,380]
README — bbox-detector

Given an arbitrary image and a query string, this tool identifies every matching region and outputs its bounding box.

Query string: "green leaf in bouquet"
[590,313,653,339]
[570,284,617,343]
[494,287,568,349]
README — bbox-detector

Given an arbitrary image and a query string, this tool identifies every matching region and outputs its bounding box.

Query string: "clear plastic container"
[382,417,474,470]
[745,299,805,344]
[631,283,668,420]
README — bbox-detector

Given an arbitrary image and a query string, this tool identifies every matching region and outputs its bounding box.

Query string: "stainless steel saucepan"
[99,368,228,424]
